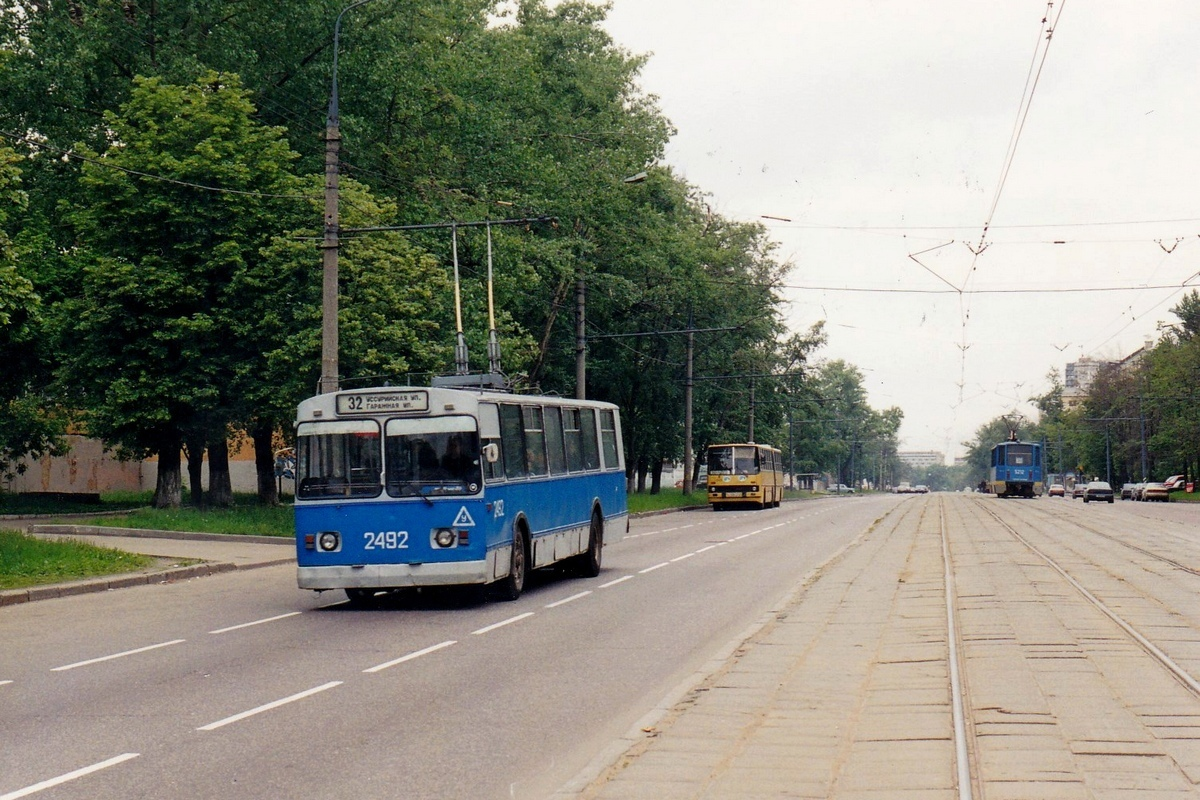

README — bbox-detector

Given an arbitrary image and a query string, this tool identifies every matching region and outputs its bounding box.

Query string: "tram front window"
[385,417,482,497]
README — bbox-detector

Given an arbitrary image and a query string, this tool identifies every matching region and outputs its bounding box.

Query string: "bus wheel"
[576,510,603,578]
[494,528,527,601]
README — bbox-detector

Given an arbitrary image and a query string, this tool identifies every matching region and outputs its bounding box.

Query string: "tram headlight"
[434,528,457,548]
[317,531,341,552]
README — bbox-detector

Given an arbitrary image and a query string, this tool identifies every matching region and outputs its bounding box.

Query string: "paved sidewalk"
[0,524,294,607]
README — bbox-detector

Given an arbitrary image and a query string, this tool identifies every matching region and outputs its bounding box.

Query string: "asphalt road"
[0,495,896,800]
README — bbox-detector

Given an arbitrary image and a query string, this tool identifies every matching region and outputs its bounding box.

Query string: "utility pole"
[575,277,586,399]
[320,0,379,395]
[683,313,695,494]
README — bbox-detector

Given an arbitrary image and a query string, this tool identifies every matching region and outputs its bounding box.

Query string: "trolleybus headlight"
[434,528,456,548]
[317,531,341,552]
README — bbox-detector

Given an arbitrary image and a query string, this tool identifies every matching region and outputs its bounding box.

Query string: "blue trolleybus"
[294,386,628,603]
[987,438,1044,498]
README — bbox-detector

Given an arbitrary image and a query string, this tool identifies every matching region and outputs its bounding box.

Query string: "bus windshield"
[707,446,760,475]
[296,421,382,499]
[385,416,482,498]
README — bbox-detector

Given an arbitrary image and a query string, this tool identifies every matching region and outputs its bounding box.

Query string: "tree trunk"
[185,436,204,508]
[636,456,648,493]
[153,435,183,509]
[252,422,280,506]
[650,458,662,495]
[208,437,234,508]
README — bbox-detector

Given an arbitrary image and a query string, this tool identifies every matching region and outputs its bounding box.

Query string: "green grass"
[1169,490,1200,503]
[0,529,157,590]
[75,494,294,537]
[0,490,152,516]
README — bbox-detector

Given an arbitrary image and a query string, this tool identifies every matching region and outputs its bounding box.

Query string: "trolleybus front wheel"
[493,527,528,601]
[345,588,378,607]
[575,509,603,578]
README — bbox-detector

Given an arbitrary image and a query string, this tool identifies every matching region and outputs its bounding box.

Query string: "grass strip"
[0,530,157,590]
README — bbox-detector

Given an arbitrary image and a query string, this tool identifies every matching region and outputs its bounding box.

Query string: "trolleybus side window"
[296,421,382,499]
[499,403,526,479]
[544,406,567,475]
[523,406,548,476]
[600,409,619,470]
[581,408,600,470]
[563,408,584,472]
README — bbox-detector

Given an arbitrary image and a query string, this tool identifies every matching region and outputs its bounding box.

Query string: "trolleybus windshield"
[384,416,482,497]
[708,445,760,475]
[296,420,382,499]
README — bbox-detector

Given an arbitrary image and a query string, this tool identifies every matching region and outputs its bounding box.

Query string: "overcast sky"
[600,1,1200,461]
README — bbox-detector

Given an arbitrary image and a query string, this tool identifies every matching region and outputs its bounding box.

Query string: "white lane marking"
[599,575,634,589]
[51,640,185,672]
[0,680,12,687]
[197,681,342,731]
[364,641,457,674]
[545,591,592,609]
[670,553,696,563]
[471,612,534,635]
[0,753,140,800]
[209,612,302,635]
[695,545,717,554]
[639,562,670,574]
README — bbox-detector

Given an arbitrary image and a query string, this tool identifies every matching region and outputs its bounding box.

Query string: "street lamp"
[319,0,381,395]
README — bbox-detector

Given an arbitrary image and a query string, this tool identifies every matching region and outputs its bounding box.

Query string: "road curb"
[0,554,295,608]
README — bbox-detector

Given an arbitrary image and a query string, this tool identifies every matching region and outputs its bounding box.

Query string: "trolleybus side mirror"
[483,443,500,463]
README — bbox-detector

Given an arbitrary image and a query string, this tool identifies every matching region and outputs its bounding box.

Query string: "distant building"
[1062,356,1108,411]
[899,450,945,468]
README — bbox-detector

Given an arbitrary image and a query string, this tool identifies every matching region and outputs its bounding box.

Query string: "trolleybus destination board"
[335,390,428,415]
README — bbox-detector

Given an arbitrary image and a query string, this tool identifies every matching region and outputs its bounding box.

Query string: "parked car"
[1142,482,1170,502]
[830,484,855,494]
[1120,483,1135,500]
[1071,483,1087,499]
[1163,474,1187,491]
[1131,482,1146,501]
[1083,481,1114,503]
[1048,483,1065,497]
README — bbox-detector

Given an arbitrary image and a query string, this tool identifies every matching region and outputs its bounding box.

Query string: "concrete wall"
[4,435,295,496]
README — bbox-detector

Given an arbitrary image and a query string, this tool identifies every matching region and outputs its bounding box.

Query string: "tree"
[57,73,304,508]
[0,145,66,480]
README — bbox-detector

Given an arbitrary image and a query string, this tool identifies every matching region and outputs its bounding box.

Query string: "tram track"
[935,497,976,800]
[970,497,1200,702]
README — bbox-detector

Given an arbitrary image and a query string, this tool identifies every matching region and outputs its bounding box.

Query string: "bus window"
[708,446,734,475]
[600,410,619,470]
[581,409,600,470]
[500,404,526,479]
[544,406,567,475]
[563,409,584,472]
[735,446,758,475]
[296,421,382,499]
[524,406,548,476]
[384,416,481,497]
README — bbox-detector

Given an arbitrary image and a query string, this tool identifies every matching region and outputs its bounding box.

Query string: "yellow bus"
[705,443,784,510]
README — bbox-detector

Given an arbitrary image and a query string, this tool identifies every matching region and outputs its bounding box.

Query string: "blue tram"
[987,439,1043,498]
